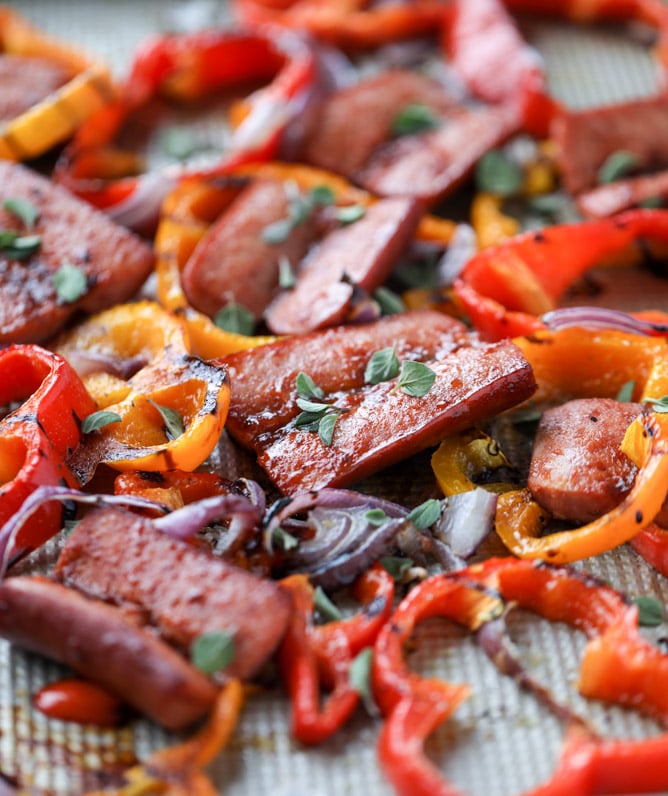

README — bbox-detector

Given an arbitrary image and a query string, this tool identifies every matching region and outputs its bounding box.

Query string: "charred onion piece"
[267,488,409,589]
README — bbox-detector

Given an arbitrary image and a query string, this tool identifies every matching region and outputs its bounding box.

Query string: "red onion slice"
[433,489,497,559]
[0,487,165,576]
[476,612,585,725]
[268,488,409,590]
[153,493,262,540]
[542,306,668,336]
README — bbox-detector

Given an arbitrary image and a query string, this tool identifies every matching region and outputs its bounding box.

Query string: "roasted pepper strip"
[628,522,668,577]
[470,557,668,726]
[69,350,230,481]
[114,469,239,513]
[83,680,243,796]
[456,208,668,341]
[278,564,394,745]
[0,345,96,559]
[446,0,558,137]
[0,6,115,161]
[54,26,317,230]
[53,301,190,406]
[372,573,503,796]
[232,0,448,49]
[375,557,668,796]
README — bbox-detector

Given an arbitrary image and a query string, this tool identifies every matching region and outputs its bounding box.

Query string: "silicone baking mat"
[3,2,668,794]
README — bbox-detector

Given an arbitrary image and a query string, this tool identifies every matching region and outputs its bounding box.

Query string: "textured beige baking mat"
[3,2,668,794]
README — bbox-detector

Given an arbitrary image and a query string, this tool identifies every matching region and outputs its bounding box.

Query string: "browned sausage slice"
[0,161,154,343]
[527,398,643,523]
[358,103,517,205]
[230,339,536,495]
[552,93,668,195]
[264,197,423,334]
[0,576,217,730]
[181,178,320,320]
[577,170,668,218]
[223,310,471,446]
[55,506,292,681]
[303,69,459,178]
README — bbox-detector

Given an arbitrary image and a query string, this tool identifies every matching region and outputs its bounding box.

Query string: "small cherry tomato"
[33,678,124,727]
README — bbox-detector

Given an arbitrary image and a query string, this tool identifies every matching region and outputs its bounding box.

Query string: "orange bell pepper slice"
[0,6,114,161]
[70,351,230,481]
[83,680,243,796]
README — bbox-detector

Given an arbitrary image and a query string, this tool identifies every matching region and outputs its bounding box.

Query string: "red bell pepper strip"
[372,573,501,796]
[278,563,394,746]
[0,345,95,561]
[628,522,668,577]
[373,557,668,796]
[445,0,559,137]
[54,26,318,230]
[456,208,668,341]
[232,0,449,50]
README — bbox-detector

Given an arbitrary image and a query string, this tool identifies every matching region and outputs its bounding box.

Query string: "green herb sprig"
[191,629,235,674]
[294,371,343,446]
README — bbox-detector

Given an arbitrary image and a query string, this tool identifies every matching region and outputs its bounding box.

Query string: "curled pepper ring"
[0,344,95,561]
[373,557,668,796]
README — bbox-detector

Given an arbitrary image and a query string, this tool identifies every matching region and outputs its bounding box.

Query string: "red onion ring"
[0,487,165,577]
[542,306,668,336]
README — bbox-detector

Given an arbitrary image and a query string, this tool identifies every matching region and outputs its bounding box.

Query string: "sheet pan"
[3,2,668,794]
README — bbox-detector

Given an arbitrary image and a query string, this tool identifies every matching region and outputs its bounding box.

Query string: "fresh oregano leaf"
[391,103,439,137]
[191,629,235,674]
[148,400,185,440]
[261,217,294,244]
[349,646,377,715]
[335,204,366,225]
[407,498,442,529]
[314,586,342,623]
[616,380,635,402]
[0,231,41,260]
[159,125,200,161]
[3,197,39,229]
[81,410,122,434]
[396,360,436,397]
[278,255,297,288]
[365,508,390,526]
[318,410,339,446]
[633,595,664,627]
[214,302,255,335]
[296,397,331,414]
[272,526,299,551]
[373,286,406,316]
[380,556,414,581]
[53,261,87,303]
[475,149,524,197]
[364,347,400,385]
[597,150,639,184]
[296,371,324,401]
[310,184,336,206]
[644,395,668,413]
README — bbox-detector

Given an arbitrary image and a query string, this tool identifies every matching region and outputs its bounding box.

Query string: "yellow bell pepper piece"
[0,6,115,160]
